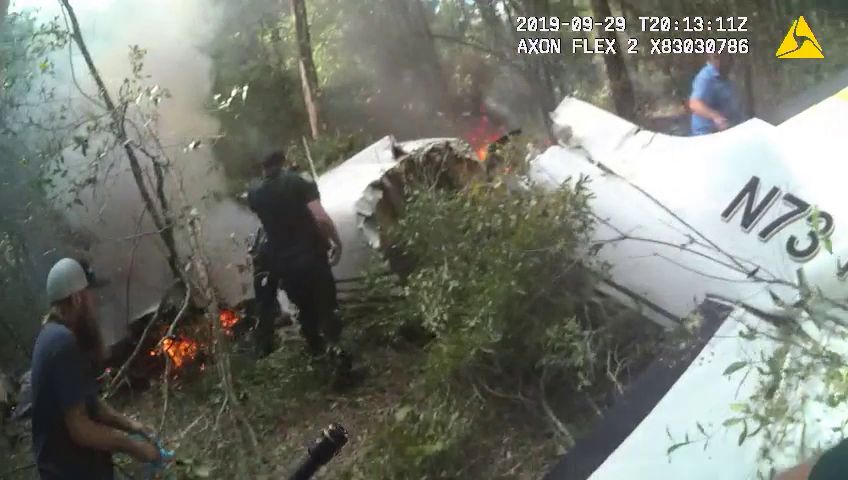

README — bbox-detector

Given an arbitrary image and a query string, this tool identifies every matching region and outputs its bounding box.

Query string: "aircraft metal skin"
[541,86,848,479]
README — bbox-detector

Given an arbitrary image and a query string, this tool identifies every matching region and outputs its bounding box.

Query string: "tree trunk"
[502,0,555,136]
[58,0,181,279]
[590,0,636,120]
[289,0,322,139]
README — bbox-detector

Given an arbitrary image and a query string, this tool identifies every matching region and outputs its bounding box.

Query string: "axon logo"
[721,176,839,274]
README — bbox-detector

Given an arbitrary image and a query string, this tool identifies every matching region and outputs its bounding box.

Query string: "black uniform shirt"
[247,169,327,260]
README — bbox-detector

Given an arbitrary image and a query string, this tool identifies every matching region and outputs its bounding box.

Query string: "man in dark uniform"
[247,150,347,365]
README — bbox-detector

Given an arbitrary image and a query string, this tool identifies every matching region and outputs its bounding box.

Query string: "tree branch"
[158,285,192,437]
[57,0,181,279]
[125,208,146,328]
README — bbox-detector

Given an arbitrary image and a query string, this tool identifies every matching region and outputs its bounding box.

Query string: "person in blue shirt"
[689,53,744,135]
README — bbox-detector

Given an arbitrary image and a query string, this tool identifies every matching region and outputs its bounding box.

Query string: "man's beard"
[74,306,107,366]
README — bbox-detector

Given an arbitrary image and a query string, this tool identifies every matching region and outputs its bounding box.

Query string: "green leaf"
[723,361,747,376]
[667,441,690,455]
[722,417,744,427]
[730,403,748,413]
[823,236,833,254]
[737,421,748,446]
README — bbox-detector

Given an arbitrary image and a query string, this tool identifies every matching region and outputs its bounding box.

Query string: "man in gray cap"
[30,258,160,479]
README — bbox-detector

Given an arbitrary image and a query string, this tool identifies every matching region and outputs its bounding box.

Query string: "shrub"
[343,169,663,478]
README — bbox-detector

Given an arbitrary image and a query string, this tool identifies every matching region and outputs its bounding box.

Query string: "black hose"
[287,423,349,480]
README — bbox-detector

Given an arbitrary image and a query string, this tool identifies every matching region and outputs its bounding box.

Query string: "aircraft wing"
[539,91,848,479]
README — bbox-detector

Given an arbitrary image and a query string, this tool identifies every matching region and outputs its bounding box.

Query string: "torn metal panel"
[354,137,485,276]
[318,135,401,282]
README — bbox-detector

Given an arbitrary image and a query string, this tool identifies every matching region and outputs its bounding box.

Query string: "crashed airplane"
[314,80,848,478]
[537,89,848,478]
[58,61,848,478]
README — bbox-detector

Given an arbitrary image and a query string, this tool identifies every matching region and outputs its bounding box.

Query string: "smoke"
[11,0,258,346]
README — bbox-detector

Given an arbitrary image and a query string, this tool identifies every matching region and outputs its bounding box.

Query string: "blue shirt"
[690,63,742,135]
[31,322,113,480]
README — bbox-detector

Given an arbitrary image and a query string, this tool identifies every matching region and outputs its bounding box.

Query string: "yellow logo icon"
[776,16,824,59]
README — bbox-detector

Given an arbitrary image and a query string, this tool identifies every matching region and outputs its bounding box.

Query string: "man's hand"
[713,114,730,131]
[127,419,156,440]
[328,243,342,266]
[95,399,154,438]
[131,438,161,464]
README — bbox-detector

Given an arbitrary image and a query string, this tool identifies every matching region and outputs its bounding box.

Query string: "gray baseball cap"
[46,258,108,303]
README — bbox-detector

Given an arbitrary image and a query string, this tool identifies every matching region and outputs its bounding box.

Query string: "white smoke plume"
[11,0,258,346]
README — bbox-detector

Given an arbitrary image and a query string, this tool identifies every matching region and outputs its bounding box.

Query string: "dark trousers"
[253,248,341,356]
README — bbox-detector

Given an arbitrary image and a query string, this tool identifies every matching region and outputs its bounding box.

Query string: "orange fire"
[466,107,504,162]
[219,309,240,329]
[153,336,199,369]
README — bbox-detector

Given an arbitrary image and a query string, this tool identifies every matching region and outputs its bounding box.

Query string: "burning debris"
[219,308,240,332]
[150,336,200,370]
[146,307,245,371]
[464,106,508,161]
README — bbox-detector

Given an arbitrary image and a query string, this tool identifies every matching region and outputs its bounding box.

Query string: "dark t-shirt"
[247,170,327,260]
[810,438,848,480]
[30,322,113,480]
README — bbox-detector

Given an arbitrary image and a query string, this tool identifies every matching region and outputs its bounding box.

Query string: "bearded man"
[30,258,160,479]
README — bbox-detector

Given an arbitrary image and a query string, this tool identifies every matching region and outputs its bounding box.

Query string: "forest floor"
[2,317,560,480]
[119,318,561,479]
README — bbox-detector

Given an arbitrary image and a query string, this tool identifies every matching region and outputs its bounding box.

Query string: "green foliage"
[392,178,597,380]
[341,167,662,478]
[0,10,75,367]
[343,395,477,480]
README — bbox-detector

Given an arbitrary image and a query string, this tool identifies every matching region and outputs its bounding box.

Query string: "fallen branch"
[158,285,192,437]
[176,413,209,442]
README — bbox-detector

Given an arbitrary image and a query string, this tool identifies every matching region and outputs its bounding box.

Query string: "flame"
[219,309,240,329]
[466,107,504,161]
[152,336,199,369]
